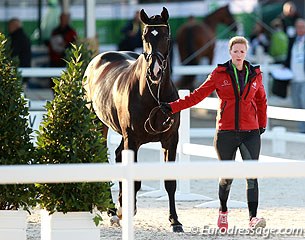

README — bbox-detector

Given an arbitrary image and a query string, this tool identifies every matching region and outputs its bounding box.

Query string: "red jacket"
[171,61,267,131]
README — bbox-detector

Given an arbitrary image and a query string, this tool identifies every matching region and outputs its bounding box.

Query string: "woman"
[161,36,267,231]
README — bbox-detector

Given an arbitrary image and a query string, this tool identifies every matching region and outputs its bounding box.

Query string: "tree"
[35,43,113,224]
[0,32,35,212]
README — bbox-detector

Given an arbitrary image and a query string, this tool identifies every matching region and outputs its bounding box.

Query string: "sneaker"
[217,211,228,232]
[249,217,266,229]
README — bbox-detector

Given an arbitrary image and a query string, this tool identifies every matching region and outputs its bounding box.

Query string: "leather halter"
[142,23,174,134]
[142,23,170,103]
[142,23,170,79]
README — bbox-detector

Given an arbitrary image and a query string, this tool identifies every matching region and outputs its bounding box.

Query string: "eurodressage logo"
[190,225,305,238]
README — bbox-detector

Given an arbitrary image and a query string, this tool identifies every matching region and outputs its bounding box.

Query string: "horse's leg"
[115,137,140,218]
[161,131,184,232]
[98,124,120,226]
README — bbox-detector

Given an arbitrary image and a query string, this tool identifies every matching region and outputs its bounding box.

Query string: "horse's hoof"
[172,225,184,233]
[116,206,137,219]
[110,215,120,227]
[116,206,122,220]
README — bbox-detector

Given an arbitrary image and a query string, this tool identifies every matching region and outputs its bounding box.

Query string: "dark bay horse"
[176,5,237,90]
[83,7,183,232]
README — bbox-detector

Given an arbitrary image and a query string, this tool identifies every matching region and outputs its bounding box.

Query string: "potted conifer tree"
[0,33,36,239]
[35,43,113,240]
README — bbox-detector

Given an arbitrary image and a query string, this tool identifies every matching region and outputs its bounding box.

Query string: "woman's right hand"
[160,102,172,115]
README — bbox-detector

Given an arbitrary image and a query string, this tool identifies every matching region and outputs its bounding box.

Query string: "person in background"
[278,1,299,39]
[48,12,77,67]
[160,36,267,231]
[284,18,305,133]
[8,18,32,86]
[118,10,143,51]
[269,18,289,64]
[249,22,270,56]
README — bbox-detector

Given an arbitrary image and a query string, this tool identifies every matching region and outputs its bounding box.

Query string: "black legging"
[214,130,261,220]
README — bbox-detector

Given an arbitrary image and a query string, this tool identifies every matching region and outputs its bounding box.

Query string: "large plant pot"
[0,210,27,240]
[41,210,100,240]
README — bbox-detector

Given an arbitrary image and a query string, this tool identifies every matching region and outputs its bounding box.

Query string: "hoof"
[116,207,122,220]
[172,224,184,233]
[116,206,137,219]
[110,215,120,227]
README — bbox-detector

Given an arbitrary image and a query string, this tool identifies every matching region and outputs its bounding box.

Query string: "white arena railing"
[19,64,279,99]
[1,152,305,240]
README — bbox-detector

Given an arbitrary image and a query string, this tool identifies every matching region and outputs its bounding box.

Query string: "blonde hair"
[228,36,249,50]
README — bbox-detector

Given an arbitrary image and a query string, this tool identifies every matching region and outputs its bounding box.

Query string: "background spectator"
[284,18,305,133]
[48,12,77,67]
[118,10,143,51]
[8,18,32,86]
[249,21,270,56]
[8,18,32,68]
[269,18,289,64]
[278,1,300,39]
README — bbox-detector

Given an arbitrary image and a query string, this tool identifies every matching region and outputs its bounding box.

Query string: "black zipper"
[251,101,257,120]
[220,101,227,118]
[244,72,260,100]
[227,69,240,130]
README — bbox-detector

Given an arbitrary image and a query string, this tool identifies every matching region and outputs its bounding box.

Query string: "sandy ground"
[26,133,305,240]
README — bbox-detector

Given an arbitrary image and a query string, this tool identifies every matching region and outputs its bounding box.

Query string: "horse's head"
[140,7,170,84]
[216,5,237,32]
[204,5,237,33]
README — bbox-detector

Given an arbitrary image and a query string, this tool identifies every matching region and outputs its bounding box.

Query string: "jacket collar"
[216,60,261,78]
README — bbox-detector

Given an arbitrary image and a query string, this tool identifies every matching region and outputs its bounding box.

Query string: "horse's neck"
[203,15,218,32]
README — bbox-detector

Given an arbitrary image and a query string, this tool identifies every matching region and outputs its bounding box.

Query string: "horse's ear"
[140,9,150,25]
[161,7,169,22]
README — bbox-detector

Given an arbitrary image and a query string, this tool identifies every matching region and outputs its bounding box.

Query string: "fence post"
[138,150,166,198]
[178,90,191,194]
[272,126,287,155]
[108,129,155,192]
[163,89,212,201]
[122,150,135,240]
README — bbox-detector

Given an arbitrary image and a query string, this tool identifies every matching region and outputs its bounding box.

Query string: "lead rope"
[144,60,174,134]
[146,76,161,104]
[144,80,174,135]
[144,106,174,135]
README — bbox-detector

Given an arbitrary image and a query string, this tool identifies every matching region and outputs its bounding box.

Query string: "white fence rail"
[19,64,279,100]
[19,67,65,77]
[1,153,305,240]
[181,94,305,155]
[19,64,281,77]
